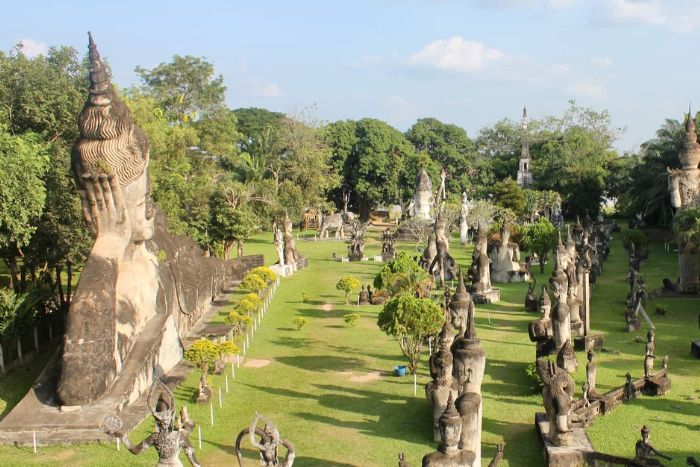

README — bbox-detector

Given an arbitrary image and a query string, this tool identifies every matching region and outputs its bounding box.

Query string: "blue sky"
[3,0,699,151]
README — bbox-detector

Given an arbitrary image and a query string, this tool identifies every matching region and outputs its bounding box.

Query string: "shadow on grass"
[275,355,364,372]
[293,456,356,466]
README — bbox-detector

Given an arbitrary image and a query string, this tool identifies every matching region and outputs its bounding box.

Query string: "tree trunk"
[5,256,19,293]
[236,240,244,258]
[223,240,233,260]
[540,257,546,273]
[56,265,66,310]
[66,261,73,309]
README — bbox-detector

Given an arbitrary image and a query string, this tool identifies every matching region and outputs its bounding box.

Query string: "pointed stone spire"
[86,32,112,105]
[681,104,700,170]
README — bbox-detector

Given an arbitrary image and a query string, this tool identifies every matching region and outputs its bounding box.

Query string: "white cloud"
[408,36,504,73]
[550,63,572,77]
[596,0,700,32]
[16,38,48,57]
[350,54,382,69]
[566,79,606,99]
[249,81,282,97]
[591,56,614,67]
[472,0,581,9]
[547,0,581,9]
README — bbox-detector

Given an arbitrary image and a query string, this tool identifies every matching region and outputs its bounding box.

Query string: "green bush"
[249,266,277,284]
[336,275,361,304]
[343,313,360,326]
[241,272,267,294]
[235,293,263,315]
[293,316,308,330]
[622,229,648,251]
[301,291,309,303]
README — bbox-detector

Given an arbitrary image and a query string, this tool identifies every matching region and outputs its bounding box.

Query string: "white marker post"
[210,403,214,426]
[198,426,202,449]
[413,374,417,397]
[32,431,37,453]
[237,354,240,368]
[218,387,222,408]
[225,373,229,393]
[117,437,121,451]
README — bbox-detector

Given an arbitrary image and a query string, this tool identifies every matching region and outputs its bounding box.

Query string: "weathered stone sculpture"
[459,192,470,245]
[409,168,435,221]
[668,109,700,293]
[623,372,636,401]
[358,285,370,305]
[58,33,257,407]
[283,212,301,269]
[566,266,584,337]
[489,224,527,283]
[104,381,200,467]
[273,222,285,267]
[537,357,575,447]
[422,393,476,467]
[381,228,396,261]
[447,272,474,340]
[468,228,500,304]
[550,277,571,356]
[586,349,599,399]
[633,425,672,466]
[528,285,554,357]
[644,330,656,379]
[428,214,457,284]
[524,277,538,312]
[425,322,457,442]
[347,220,367,261]
[235,413,296,467]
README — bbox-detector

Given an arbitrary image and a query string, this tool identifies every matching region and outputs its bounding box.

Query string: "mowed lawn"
[0,226,698,466]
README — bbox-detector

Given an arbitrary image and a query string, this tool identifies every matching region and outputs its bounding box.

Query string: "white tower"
[516,106,533,187]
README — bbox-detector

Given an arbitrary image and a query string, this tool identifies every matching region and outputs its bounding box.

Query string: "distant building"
[516,106,533,187]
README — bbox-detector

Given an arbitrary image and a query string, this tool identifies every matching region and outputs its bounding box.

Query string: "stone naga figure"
[381,228,396,260]
[633,425,672,466]
[347,220,368,261]
[550,279,571,356]
[408,168,435,221]
[537,357,575,447]
[104,381,200,467]
[235,413,295,467]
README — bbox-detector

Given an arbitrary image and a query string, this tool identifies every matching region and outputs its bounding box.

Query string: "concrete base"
[373,255,384,262]
[472,288,500,304]
[570,321,584,338]
[574,334,604,352]
[535,413,595,467]
[692,340,700,358]
[270,264,295,277]
[491,270,529,283]
[381,253,395,262]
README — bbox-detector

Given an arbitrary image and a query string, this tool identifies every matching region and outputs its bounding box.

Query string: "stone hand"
[79,173,131,258]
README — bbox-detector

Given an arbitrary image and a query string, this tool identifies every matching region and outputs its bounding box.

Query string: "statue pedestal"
[642,374,672,396]
[271,264,295,278]
[535,413,595,467]
[472,288,500,304]
[491,270,529,283]
[692,340,700,358]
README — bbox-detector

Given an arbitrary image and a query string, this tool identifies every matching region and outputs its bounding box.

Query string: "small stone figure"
[524,277,538,312]
[235,413,296,467]
[421,393,477,467]
[459,192,470,245]
[489,224,525,283]
[586,350,599,399]
[104,381,200,467]
[358,285,370,305]
[528,285,554,357]
[425,322,457,442]
[645,330,656,379]
[633,425,672,466]
[623,372,636,401]
[347,220,367,261]
[381,228,396,260]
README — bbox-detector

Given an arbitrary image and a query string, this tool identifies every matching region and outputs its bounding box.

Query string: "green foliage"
[184,338,220,372]
[520,219,558,272]
[622,229,648,251]
[224,311,252,337]
[374,252,424,290]
[335,275,361,304]
[293,316,308,330]
[135,55,226,123]
[241,272,267,294]
[373,251,432,298]
[217,340,238,358]
[343,313,360,326]
[672,207,700,245]
[377,294,444,374]
[249,266,277,284]
[301,292,309,303]
[235,293,263,315]
[491,177,525,216]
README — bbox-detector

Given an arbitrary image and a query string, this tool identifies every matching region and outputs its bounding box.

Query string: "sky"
[2,0,699,152]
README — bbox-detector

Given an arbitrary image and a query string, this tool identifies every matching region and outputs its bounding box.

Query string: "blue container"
[394,365,407,377]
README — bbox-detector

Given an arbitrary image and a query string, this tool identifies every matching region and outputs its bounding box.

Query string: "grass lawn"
[0,227,698,466]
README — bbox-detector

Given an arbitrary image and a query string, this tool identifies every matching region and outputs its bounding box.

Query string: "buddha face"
[123,171,155,243]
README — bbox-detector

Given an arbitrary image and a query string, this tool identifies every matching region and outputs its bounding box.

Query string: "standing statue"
[586,350,600,399]
[528,285,554,357]
[422,394,477,467]
[550,278,571,356]
[468,228,499,303]
[425,322,457,442]
[644,330,656,379]
[273,221,285,267]
[623,372,636,401]
[459,192,470,245]
[235,413,296,467]
[283,212,299,270]
[537,356,575,447]
[347,220,368,261]
[633,425,672,466]
[381,228,396,261]
[408,169,435,221]
[668,109,700,293]
[104,381,200,467]
[524,277,538,312]
[428,213,457,284]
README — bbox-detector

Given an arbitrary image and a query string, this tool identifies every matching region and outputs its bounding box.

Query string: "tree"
[135,55,226,124]
[377,295,444,375]
[374,252,431,297]
[336,275,361,304]
[491,177,525,216]
[475,118,521,186]
[520,219,558,272]
[241,273,267,295]
[0,125,49,291]
[184,337,220,399]
[209,191,259,258]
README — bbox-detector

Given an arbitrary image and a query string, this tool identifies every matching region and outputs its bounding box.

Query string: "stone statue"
[529,285,554,357]
[645,330,656,379]
[566,265,584,337]
[425,322,458,442]
[408,168,435,221]
[459,192,470,245]
[273,221,285,267]
[235,413,296,467]
[58,33,253,407]
[422,393,477,467]
[668,109,700,293]
[358,285,370,305]
[489,224,525,283]
[428,213,457,284]
[381,228,396,261]
[537,357,575,447]
[633,425,672,466]
[550,278,571,356]
[283,212,299,269]
[623,372,636,401]
[347,220,367,261]
[319,192,354,239]
[524,277,538,312]
[586,350,599,399]
[448,272,475,340]
[468,229,492,294]
[104,381,200,467]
